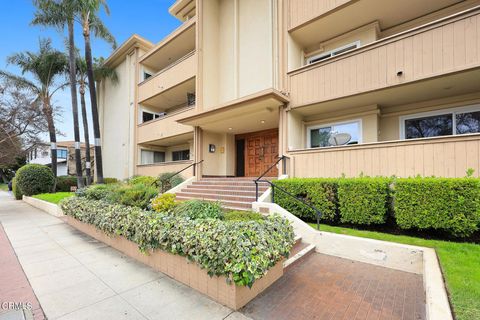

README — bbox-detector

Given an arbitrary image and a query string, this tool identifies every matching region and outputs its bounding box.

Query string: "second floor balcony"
[288,6,480,109]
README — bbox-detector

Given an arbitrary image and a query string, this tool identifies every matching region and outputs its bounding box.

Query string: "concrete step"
[283,242,316,271]
[176,196,253,210]
[190,180,270,187]
[176,192,256,203]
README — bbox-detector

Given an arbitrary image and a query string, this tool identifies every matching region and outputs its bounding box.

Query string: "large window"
[307,41,361,65]
[172,149,190,161]
[401,105,480,139]
[307,120,361,148]
[140,150,165,165]
[57,149,68,159]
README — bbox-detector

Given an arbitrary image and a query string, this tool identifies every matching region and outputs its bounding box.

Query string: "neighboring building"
[27,141,94,177]
[98,0,480,181]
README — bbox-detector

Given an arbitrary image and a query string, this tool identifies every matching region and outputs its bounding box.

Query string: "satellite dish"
[328,132,352,146]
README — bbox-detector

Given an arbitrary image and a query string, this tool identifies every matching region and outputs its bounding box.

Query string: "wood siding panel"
[288,0,352,30]
[290,136,480,178]
[289,12,480,108]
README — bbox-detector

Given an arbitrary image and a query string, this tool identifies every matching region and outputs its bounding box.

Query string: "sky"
[0,0,181,143]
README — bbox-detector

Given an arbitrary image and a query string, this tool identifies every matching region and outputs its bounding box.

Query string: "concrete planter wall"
[66,216,283,310]
[23,196,64,217]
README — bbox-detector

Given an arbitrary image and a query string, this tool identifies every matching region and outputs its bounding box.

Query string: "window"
[172,149,190,161]
[142,111,164,123]
[307,41,361,65]
[307,120,361,148]
[401,105,480,139]
[140,150,165,165]
[57,149,68,159]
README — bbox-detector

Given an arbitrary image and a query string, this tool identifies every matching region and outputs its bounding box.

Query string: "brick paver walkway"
[242,253,426,320]
[0,224,45,320]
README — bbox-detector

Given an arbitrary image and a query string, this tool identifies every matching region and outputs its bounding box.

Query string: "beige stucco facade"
[98,0,480,180]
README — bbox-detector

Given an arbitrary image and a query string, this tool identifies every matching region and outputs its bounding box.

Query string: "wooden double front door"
[236,129,279,177]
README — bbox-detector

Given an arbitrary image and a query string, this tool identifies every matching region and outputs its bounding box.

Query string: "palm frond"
[0,71,40,93]
[89,15,117,49]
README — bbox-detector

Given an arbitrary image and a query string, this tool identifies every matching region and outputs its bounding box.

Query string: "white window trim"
[140,149,166,165]
[306,119,363,148]
[306,41,361,65]
[399,104,480,139]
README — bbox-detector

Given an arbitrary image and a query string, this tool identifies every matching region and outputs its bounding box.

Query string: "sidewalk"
[0,192,249,320]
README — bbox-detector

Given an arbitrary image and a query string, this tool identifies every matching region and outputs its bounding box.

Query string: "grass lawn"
[0,183,8,191]
[309,223,480,320]
[33,192,74,204]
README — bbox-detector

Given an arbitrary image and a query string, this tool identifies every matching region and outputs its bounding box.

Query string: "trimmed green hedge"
[338,178,391,225]
[275,177,480,237]
[12,177,22,200]
[60,197,295,287]
[394,178,480,237]
[16,164,55,196]
[274,178,338,222]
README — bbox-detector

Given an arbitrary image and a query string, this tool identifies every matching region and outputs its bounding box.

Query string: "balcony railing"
[136,160,194,178]
[288,134,480,178]
[137,107,196,144]
[138,51,196,103]
[288,7,480,108]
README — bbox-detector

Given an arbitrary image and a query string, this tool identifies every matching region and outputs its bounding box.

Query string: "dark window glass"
[456,111,480,134]
[142,112,154,123]
[405,114,452,139]
[153,152,165,163]
[144,72,152,80]
[172,150,190,161]
[310,127,331,148]
[58,149,67,159]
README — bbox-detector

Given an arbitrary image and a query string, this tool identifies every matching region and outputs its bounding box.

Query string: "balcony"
[137,160,194,178]
[288,7,480,110]
[137,107,196,144]
[288,134,480,178]
[138,51,196,108]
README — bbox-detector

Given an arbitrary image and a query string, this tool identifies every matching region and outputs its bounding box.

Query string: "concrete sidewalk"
[0,192,250,320]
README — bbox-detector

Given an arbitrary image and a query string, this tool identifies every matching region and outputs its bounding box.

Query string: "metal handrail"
[253,155,289,200]
[258,179,323,230]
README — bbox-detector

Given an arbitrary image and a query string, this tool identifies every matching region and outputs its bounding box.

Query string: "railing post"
[193,162,196,176]
[271,185,275,203]
[255,181,259,202]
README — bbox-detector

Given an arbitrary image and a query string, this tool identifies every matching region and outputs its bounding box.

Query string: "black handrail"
[155,160,204,190]
[253,155,289,200]
[258,179,323,230]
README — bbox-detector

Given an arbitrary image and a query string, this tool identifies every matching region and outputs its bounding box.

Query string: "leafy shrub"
[224,210,264,222]
[173,199,223,220]
[15,164,55,196]
[114,183,159,209]
[60,197,295,287]
[157,172,184,193]
[128,175,157,186]
[338,177,391,225]
[79,184,119,201]
[103,177,119,184]
[274,178,338,222]
[151,193,177,213]
[12,177,22,200]
[394,178,480,237]
[56,176,78,192]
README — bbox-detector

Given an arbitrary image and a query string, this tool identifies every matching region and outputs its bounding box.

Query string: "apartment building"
[98,0,480,182]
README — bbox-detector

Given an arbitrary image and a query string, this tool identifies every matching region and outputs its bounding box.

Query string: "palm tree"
[32,0,84,188]
[76,56,118,185]
[0,39,68,185]
[78,0,116,184]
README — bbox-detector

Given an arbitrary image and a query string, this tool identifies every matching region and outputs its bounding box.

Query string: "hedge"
[15,164,55,196]
[394,178,480,237]
[338,178,391,225]
[60,197,295,287]
[12,177,22,200]
[274,178,338,222]
[56,176,81,192]
[275,177,480,238]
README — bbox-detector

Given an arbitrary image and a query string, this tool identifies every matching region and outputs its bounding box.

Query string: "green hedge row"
[275,177,480,237]
[60,197,295,287]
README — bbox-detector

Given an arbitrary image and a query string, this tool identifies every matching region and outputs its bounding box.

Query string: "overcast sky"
[0,0,181,143]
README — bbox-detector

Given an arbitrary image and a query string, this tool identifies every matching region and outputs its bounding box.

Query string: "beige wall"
[99,50,139,180]
[288,10,480,108]
[288,0,352,30]
[136,160,194,178]
[202,131,235,176]
[201,0,275,110]
[137,108,195,144]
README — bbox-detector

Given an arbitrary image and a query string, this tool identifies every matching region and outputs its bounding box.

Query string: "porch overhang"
[178,89,289,134]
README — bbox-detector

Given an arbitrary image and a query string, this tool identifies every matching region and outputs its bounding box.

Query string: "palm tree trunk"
[80,82,92,185]
[67,18,84,188]
[83,23,104,184]
[43,99,57,190]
